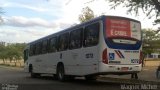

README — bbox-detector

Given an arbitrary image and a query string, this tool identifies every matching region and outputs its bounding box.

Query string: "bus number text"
[86,53,93,58]
[131,59,139,63]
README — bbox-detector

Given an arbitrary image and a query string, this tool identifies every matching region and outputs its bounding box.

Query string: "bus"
[24,15,142,81]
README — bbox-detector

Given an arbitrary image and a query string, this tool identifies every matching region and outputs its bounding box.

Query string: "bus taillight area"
[98,62,142,75]
[100,48,142,74]
[102,48,108,64]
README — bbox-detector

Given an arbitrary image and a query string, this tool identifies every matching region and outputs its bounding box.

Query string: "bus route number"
[131,59,139,63]
[86,53,93,58]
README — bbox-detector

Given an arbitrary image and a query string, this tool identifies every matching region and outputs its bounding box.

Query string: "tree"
[0,45,7,64]
[142,29,160,56]
[0,43,26,66]
[79,6,95,23]
[108,0,160,25]
[6,43,26,66]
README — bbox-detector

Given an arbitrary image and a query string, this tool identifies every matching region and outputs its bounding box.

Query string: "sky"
[0,0,159,43]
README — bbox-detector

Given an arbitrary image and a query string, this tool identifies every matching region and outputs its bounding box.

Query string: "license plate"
[121,67,128,71]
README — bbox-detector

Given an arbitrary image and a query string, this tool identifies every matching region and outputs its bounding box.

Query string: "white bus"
[24,15,142,81]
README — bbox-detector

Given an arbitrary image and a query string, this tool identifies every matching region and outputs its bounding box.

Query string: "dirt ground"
[0,59,24,67]
[144,60,160,67]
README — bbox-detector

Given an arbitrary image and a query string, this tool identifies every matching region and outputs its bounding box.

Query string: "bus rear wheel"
[131,73,138,79]
[57,64,66,81]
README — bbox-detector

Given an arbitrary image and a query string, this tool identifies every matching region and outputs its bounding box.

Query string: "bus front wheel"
[29,65,40,78]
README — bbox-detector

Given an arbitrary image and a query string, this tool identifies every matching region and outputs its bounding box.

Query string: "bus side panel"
[63,21,103,76]
[62,44,99,76]
[39,52,59,74]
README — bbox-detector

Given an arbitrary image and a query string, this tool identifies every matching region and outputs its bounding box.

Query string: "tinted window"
[84,23,99,47]
[29,44,36,56]
[35,42,42,55]
[58,33,69,51]
[49,37,57,52]
[70,28,82,49]
[42,40,48,54]
[29,45,33,56]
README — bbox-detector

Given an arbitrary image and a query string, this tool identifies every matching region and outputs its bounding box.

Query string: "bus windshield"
[105,17,142,50]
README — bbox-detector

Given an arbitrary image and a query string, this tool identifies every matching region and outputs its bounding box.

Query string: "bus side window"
[29,45,33,56]
[42,40,48,54]
[69,28,82,49]
[29,44,36,56]
[49,37,57,53]
[84,22,100,47]
[35,42,42,55]
[58,33,69,51]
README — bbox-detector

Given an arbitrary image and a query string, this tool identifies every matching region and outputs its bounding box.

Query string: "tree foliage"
[142,29,160,55]
[108,0,160,24]
[0,43,26,64]
[79,6,95,23]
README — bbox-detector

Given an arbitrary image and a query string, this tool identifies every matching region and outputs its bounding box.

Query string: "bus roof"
[28,15,140,45]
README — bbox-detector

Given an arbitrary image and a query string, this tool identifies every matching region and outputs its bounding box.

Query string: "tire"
[131,73,138,79]
[131,74,134,79]
[57,64,66,81]
[29,65,32,73]
[29,65,40,78]
[85,75,97,81]
[31,71,36,78]
[135,73,138,79]
[31,73,40,78]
